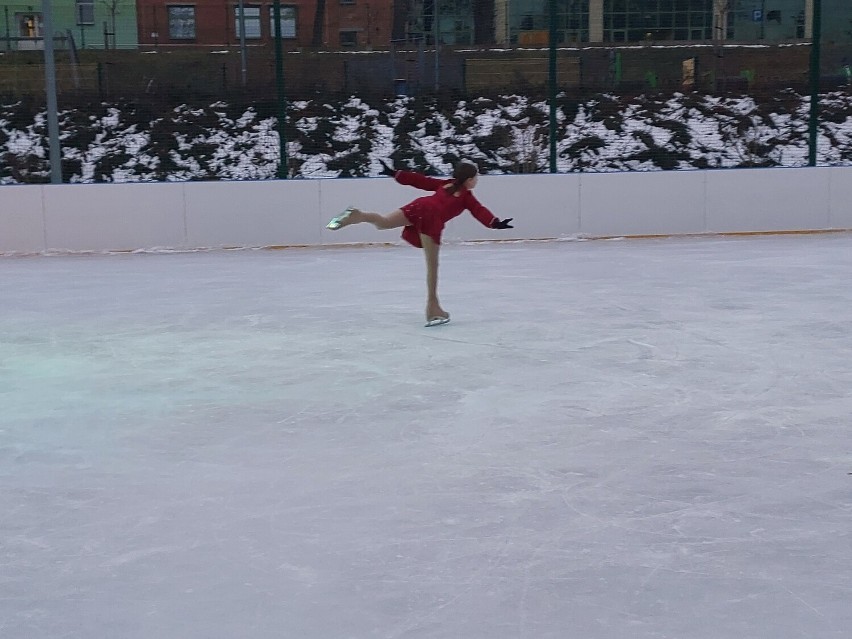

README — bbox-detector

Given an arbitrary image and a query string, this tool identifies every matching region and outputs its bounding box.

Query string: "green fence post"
[548,0,557,173]
[273,0,288,179]
[808,0,822,167]
[614,51,622,86]
[43,0,62,184]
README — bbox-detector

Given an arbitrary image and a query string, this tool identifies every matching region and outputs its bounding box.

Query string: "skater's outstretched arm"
[462,192,513,230]
[462,191,500,227]
[394,170,447,192]
[379,158,448,192]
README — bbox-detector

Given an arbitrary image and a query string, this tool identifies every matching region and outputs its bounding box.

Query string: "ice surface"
[2,236,851,638]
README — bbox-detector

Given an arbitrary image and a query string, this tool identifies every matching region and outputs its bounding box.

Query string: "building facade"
[133,0,394,48]
[729,0,849,44]
[1,0,138,49]
[492,0,838,46]
[0,0,848,52]
[413,0,850,47]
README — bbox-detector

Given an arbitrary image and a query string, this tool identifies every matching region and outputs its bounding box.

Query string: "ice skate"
[326,207,355,230]
[425,303,450,327]
[425,316,450,327]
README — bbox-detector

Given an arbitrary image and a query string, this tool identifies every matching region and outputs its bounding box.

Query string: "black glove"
[378,159,396,177]
[491,218,514,229]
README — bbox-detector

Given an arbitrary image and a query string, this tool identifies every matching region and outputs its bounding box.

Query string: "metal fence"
[1,0,851,184]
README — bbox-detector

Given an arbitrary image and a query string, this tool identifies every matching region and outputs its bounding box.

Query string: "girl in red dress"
[326,160,513,326]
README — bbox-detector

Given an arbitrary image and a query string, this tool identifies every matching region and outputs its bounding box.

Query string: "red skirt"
[400,200,445,248]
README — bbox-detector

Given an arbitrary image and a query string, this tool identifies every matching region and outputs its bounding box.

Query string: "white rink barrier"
[2,166,852,254]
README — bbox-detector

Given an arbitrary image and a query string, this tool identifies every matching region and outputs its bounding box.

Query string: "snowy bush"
[1,90,851,184]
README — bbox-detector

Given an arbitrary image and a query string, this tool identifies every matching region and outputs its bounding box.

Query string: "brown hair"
[446,160,478,195]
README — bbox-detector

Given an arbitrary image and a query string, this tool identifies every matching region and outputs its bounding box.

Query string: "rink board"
[0,166,850,253]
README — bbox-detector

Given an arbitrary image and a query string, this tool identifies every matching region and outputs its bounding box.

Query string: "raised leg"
[336,208,408,230]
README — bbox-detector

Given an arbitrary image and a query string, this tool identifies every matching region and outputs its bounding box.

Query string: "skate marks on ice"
[2,237,852,638]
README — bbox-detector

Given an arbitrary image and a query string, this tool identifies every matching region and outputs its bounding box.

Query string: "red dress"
[394,170,497,248]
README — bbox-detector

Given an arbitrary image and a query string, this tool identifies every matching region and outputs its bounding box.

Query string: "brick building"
[133,0,394,49]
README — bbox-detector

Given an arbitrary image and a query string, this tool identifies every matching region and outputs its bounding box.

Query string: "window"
[168,5,196,40]
[511,0,589,44]
[16,12,43,38]
[270,6,297,38]
[339,29,357,47]
[604,0,712,42]
[234,5,261,39]
[75,0,94,25]
[556,0,590,44]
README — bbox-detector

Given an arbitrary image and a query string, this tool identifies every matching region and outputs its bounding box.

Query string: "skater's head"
[448,160,479,194]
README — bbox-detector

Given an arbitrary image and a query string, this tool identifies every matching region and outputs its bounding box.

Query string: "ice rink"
[2,235,851,638]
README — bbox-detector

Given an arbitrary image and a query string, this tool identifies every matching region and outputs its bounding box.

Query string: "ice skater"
[326,159,513,326]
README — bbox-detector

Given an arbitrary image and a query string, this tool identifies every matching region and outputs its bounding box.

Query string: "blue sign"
[752,9,763,22]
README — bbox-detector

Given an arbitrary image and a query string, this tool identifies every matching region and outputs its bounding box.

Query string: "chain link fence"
[1,0,851,184]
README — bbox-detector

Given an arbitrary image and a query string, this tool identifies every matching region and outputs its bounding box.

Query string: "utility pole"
[42,0,62,184]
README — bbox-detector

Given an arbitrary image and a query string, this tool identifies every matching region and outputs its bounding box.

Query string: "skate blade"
[425,317,450,327]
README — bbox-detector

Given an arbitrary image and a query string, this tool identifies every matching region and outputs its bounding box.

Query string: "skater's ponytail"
[446,160,478,195]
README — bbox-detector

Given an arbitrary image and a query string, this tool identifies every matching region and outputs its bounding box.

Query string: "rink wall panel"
[1,167,850,254]
[0,185,44,253]
[578,171,707,237]
[827,167,852,230]
[42,182,186,252]
[705,167,832,234]
[183,180,321,248]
